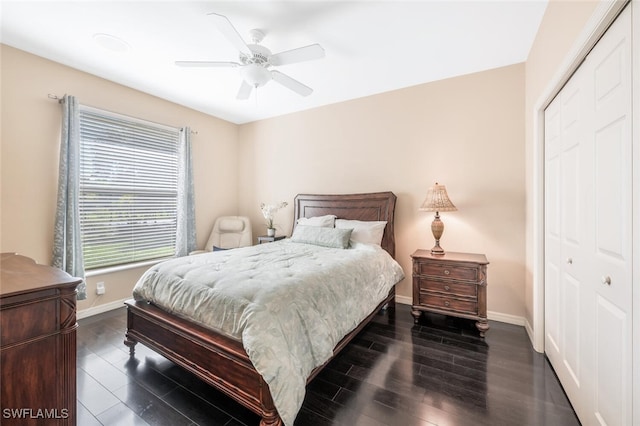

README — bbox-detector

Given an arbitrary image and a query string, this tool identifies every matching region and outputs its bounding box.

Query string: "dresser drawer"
[414,261,478,281]
[417,278,477,298]
[419,293,478,316]
[1,297,58,346]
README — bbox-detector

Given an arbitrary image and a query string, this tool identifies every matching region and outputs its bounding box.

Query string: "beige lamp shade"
[419,183,456,255]
[419,183,457,212]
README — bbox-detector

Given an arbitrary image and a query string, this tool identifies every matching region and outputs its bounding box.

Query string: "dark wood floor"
[77,303,579,426]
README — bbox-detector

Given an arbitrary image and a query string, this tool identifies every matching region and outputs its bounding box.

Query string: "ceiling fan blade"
[271,70,313,97]
[236,80,253,100]
[175,61,240,67]
[207,13,252,57]
[269,44,325,66]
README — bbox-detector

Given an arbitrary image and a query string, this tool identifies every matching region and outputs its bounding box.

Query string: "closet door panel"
[594,120,629,258]
[561,274,581,385]
[545,260,561,353]
[560,72,587,400]
[589,7,633,425]
[546,158,561,239]
[561,84,583,248]
[545,100,562,358]
[595,296,627,426]
[561,145,580,246]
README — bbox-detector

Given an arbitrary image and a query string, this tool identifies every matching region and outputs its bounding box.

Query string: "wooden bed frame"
[124,191,398,426]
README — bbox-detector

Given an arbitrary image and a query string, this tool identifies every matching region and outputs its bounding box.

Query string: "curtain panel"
[175,127,196,257]
[53,95,87,300]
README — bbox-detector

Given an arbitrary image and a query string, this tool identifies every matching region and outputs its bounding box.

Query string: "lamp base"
[430,240,445,255]
[430,213,446,255]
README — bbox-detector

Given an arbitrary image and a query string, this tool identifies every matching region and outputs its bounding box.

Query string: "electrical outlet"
[96,281,106,295]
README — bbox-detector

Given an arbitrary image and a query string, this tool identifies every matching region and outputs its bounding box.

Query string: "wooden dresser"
[0,253,81,425]
[411,250,489,336]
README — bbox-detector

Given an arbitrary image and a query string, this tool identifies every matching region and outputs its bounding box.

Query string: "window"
[78,106,179,270]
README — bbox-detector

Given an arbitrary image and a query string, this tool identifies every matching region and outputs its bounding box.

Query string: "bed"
[124,191,402,426]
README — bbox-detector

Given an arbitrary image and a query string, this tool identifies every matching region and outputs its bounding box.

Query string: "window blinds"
[78,107,179,270]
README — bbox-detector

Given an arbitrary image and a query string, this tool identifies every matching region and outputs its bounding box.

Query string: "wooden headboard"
[293,192,397,258]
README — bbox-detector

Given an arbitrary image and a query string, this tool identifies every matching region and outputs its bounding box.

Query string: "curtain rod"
[48,93,64,103]
[47,93,198,134]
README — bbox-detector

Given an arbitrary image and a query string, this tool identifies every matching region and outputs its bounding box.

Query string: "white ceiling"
[1,1,548,124]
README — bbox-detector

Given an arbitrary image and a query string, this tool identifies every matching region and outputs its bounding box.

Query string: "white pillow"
[335,219,387,245]
[296,214,337,228]
[290,225,352,249]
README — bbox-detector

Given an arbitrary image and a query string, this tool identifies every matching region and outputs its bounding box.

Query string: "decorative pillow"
[290,225,352,249]
[296,214,337,228]
[335,219,387,245]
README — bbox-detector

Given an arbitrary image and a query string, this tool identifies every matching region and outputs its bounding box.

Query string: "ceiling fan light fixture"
[241,64,271,88]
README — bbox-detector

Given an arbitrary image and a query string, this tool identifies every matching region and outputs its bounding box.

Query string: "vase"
[267,228,276,237]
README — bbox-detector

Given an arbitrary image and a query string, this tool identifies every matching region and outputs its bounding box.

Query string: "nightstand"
[257,235,286,244]
[411,250,489,336]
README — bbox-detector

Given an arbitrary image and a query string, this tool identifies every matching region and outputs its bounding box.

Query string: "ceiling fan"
[176,13,325,100]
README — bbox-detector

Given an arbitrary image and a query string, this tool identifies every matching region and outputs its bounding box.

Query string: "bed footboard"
[124,299,281,426]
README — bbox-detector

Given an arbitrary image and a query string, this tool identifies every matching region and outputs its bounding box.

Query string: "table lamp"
[419,183,457,255]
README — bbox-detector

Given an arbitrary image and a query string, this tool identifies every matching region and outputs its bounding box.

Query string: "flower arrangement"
[260,201,288,230]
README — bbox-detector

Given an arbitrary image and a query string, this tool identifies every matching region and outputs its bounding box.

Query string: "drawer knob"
[444,269,450,275]
[444,285,451,291]
[602,275,612,286]
[444,300,450,307]
[567,257,573,265]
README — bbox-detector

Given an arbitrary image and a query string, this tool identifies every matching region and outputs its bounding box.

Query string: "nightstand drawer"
[415,262,478,281]
[418,278,477,298]
[419,294,478,315]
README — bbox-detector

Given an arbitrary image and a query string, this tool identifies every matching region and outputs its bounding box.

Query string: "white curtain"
[52,95,87,299]
[175,127,196,257]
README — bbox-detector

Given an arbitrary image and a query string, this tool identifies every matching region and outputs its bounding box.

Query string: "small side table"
[411,250,489,336]
[257,235,286,244]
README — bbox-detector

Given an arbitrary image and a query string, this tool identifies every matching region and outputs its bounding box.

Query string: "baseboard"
[395,295,412,305]
[78,295,527,328]
[77,297,128,319]
[396,295,525,327]
[487,310,525,326]
[523,317,542,353]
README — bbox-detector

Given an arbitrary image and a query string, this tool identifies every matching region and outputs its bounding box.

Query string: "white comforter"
[132,239,404,426]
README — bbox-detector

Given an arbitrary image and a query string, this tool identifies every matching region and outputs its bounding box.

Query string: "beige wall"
[0,45,239,311]
[524,1,599,333]
[238,64,527,318]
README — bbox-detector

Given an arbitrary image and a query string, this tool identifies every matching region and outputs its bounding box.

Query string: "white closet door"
[545,62,592,421]
[590,6,633,424]
[544,5,632,426]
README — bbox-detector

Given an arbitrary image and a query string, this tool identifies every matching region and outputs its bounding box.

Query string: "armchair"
[190,216,252,254]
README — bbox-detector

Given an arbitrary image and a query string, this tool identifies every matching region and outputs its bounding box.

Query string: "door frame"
[531,0,637,421]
